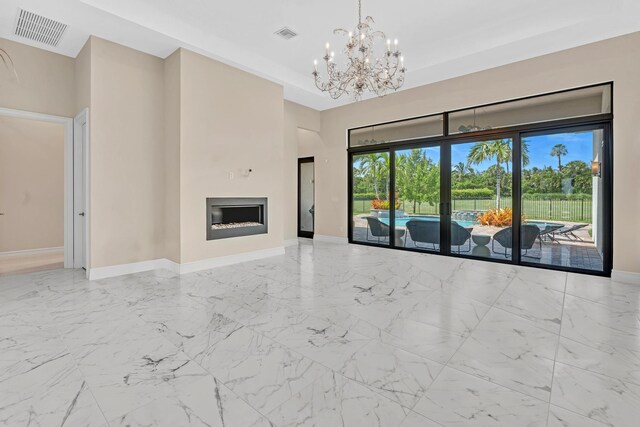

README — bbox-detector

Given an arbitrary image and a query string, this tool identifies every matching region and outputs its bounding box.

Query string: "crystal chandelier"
[312,0,405,100]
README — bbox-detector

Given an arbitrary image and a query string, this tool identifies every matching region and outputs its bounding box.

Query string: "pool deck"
[353,214,603,272]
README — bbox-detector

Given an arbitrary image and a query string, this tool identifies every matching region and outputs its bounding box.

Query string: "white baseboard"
[284,239,299,247]
[88,258,174,280]
[313,234,348,244]
[177,247,285,274]
[611,270,640,285]
[0,246,64,257]
[88,247,285,280]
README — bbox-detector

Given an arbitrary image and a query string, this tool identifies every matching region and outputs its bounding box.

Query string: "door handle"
[78,212,85,216]
[0,212,4,215]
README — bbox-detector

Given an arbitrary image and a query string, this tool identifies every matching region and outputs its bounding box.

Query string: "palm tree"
[550,144,568,170]
[453,162,468,180]
[467,139,512,209]
[359,153,388,199]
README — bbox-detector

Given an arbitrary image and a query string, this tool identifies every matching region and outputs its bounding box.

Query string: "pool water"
[378,217,563,230]
[379,216,477,228]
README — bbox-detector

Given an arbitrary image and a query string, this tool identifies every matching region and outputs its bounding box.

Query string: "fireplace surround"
[206,197,268,240]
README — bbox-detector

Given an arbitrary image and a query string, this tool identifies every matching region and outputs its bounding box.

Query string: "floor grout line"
[546,272,568,427]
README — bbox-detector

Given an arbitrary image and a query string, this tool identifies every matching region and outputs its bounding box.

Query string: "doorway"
[298,157,315,238]
[0,107,87,275]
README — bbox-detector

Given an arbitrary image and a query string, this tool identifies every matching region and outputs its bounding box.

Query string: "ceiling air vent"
[274,27,297,40]
[14,9,67,47]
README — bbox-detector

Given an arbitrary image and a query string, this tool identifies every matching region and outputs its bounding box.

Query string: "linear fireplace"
[206,197,268,240]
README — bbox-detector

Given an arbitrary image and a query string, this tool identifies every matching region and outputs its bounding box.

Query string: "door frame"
[73,108,90,273]
[0,107,74,268]
[298,157,315,238]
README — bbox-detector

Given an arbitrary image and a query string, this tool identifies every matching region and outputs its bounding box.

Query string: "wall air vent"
[274,27,298,40]
[14,9,67,47]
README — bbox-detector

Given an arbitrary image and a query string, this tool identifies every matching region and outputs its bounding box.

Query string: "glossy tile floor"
[1,240,639,426]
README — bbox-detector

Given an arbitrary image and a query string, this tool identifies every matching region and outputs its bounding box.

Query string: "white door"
[73,110,88,269]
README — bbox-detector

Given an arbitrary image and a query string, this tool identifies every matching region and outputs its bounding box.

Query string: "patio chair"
[550,223,588,241]
[492,224,541,258]
[451,222,472,253]
[405,220,471,252]
[364,216,390,243]
[406,219,439,250]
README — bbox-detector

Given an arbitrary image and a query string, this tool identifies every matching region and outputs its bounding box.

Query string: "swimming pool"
[378,217,563,230]
[378,216,477,228]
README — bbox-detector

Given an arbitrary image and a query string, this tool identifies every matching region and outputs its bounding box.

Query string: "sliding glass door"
[351,150,391,245]
[449,138,514,259]
[394,146,441,252]
[519,126,607,272]
[347,83,612,276]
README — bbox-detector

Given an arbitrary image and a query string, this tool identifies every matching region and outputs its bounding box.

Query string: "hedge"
[354,190,591,201]
[451,188,493,199]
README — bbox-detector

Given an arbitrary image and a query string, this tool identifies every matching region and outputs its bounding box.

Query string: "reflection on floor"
[0,250,64,276]
[1,240,637,426]
[353,223,603,271]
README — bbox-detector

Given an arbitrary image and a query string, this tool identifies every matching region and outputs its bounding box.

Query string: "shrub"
[353,192,378,201]
[451,188,494,199]
[476,208,520,227]
[371,197,401,210]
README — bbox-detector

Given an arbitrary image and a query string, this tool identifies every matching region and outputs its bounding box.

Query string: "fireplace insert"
[206,197,268,240]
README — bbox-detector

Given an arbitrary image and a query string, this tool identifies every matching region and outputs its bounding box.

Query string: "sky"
[429,131,593,171]
[354,131,595,172]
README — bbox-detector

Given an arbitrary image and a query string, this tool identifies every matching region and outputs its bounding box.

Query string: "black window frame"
[347,82,614,277]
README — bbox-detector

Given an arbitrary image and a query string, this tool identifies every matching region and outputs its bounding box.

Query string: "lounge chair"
[364,216,390,243]
[405,219,471,252]
[550,223,588,241]
[492,224,541,258]
[406,219,439,250]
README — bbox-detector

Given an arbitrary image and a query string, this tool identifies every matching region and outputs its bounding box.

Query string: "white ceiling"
[2,0,640,110]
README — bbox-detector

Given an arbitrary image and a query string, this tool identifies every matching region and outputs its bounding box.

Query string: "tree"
[550,144,568,170]
[396,149,439,213]
[358,153,389,199]
[467,139,512,209]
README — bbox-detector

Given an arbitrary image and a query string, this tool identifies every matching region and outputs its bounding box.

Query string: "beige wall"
[313,31,640,273]
[0,116,64,252]
[178,49,285,263]
[89,37,166,268]
[163,49,182,263]
[0,38,76,118]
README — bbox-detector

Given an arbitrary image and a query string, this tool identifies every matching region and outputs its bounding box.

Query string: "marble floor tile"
[262,312,372,370]
[551,362,640,427]
[448,308,557,401]
[398,411,443,427]
[194,326,328,413]
[566,273,640,312]
[494,271,565,333]
[397,289,491,336]
[381,317,467,364]
[337,339,444,408]
[114,376,274,427]
[2,241,640,425]
[266,371,409,427]
[561,293,640,352]
[0,353,107,426]
[413,367,548,426]
[556,336,640,387]
[547,405,608,427]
